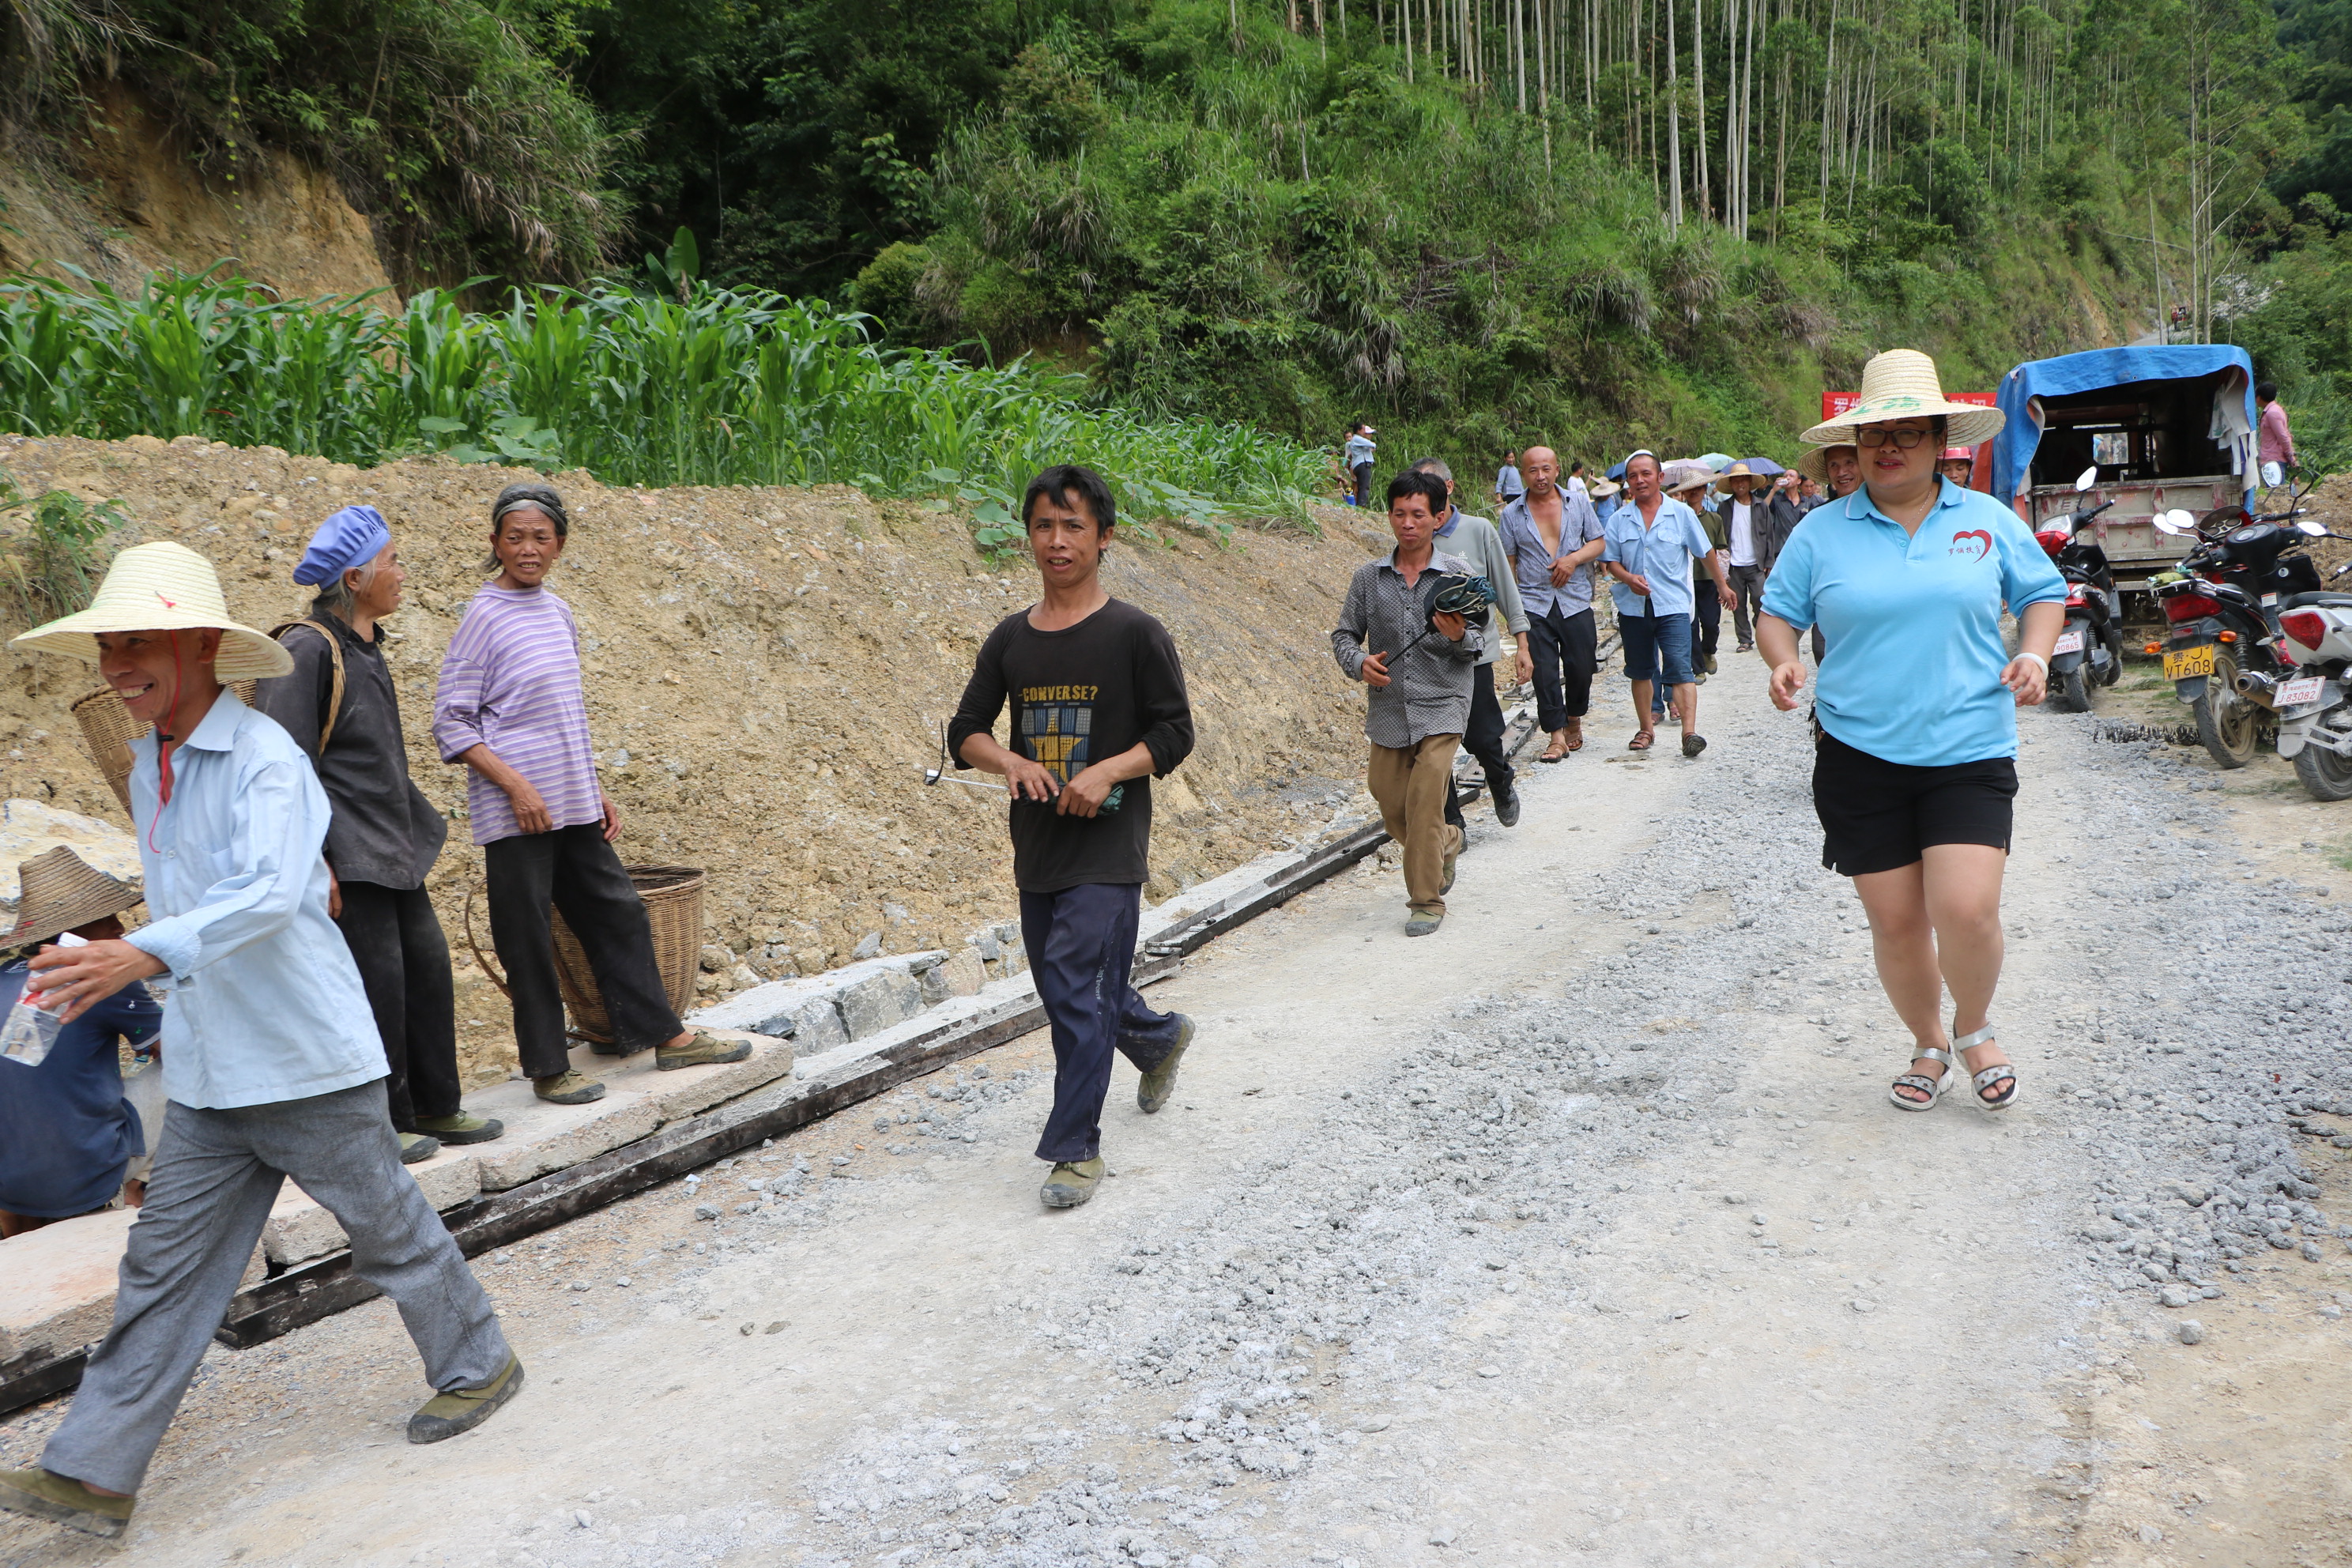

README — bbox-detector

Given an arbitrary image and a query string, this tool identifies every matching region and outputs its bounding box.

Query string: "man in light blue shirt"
[3,543,521,1540]
[1600,451,1734,758]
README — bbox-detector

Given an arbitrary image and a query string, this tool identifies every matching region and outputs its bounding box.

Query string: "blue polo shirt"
[0,963,161,1218]
[1761,479,2067,767]
[1600,496,1717,620]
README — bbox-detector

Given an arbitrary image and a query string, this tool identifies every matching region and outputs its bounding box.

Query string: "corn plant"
[0,262,1329,548]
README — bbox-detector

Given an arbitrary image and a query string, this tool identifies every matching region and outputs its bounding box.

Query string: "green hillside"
[2,0,2345,474]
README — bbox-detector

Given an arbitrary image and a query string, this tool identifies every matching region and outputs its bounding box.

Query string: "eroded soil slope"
[0,434,1382,1081]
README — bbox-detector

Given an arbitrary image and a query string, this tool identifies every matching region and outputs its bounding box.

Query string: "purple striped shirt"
[432,583,604,846]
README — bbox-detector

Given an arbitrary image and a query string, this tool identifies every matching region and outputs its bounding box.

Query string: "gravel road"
[8,658,2352,1568]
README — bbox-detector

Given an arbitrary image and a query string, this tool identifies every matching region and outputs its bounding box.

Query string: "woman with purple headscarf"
[254,507,503,1160]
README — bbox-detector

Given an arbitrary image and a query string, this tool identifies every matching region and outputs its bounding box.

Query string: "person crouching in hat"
[0,848,161,1238]
[0,542,522,1541]
[254,507,501,1164]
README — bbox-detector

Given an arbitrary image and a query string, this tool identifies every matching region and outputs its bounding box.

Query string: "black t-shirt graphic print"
[948,599,1195,893]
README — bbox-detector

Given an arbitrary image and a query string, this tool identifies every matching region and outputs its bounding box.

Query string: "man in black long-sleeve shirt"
[948,465,1197,1211]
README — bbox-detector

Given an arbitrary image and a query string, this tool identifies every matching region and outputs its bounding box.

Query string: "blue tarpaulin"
[1992,345,2256,503]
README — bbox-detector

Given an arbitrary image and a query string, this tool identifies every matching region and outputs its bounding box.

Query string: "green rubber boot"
[412,1111,504,1144]
[656,1031,753,1071]
[0,1468,134,1539]
[1136,1015,1196,1114]
[1039,1158,1105,1210]
[408,1355,526,1444]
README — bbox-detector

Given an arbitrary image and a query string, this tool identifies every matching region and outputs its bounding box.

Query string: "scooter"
[2035,468,2123,713]
[2149,482,2318,769]
[2270,522,2352,801]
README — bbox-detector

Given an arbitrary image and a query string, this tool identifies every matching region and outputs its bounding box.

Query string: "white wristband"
[2016,651,2049,675]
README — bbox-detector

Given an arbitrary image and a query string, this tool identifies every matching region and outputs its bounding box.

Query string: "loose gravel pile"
[11,665,2349,1566]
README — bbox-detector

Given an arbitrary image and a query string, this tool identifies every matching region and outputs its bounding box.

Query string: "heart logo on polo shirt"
[1948,529,1992,561]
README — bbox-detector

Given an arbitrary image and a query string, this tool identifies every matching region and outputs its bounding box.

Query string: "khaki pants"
[1368,733,1464,914]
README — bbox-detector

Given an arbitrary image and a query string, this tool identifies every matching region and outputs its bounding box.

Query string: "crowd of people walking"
[0,346,2069,1542]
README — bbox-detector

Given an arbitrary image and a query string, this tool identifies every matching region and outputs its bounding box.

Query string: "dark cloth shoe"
[1682,733,1709,759]
[398,1132,441,1165]
[0,1468,134,1539]
[1492,784,1521,827]
[657,1031,753,1071]
[413,1111,503,1145]
[1441,835,1461,895]
[1040,1159,1105,1209]
[408,1355,526,1444]
[1405,909,1444,937]
[1137,1015,1196,1114]
[533,1069,606,1105]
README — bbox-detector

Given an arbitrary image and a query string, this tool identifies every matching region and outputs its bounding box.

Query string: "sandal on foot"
[1565,722,1585,752]
[1627,731,1655,752]
[1953,1023,2019,1110]
[1889,1046,1956,1112]
[1540,740,1570,763]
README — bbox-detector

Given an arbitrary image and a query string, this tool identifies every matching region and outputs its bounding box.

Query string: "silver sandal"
[1952,1022,2018,1111]
[1888,1045,1956,1112]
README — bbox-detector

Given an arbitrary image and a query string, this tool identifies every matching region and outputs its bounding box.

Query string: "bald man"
[1498,447,1608,759]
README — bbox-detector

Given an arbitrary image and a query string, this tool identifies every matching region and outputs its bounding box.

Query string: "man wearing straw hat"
[0,542,521,1541]
[0,846,161,1238]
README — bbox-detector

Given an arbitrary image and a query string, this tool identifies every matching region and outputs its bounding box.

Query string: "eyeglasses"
[1856,427,1933,450]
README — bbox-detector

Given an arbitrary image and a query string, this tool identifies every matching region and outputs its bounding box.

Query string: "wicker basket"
[72,680,258,818]
[465,865,706,1046]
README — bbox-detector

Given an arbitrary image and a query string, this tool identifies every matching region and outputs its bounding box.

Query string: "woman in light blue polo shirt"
[1756,350,2064,1117]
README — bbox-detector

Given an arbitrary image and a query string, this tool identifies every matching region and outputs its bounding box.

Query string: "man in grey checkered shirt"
[1331,468,1484,937]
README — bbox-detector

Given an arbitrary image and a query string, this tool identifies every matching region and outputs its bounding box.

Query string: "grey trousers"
[1726,563,1768,646]
[43,1080,511,1494]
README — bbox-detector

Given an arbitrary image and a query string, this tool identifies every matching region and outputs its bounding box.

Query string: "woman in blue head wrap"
[252,507,505,1161]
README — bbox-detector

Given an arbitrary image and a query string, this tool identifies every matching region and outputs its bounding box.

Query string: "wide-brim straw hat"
[8,846,141,944]
[1792,445,1849,483]
[1588,477,1622,499]
[11,541,292,680]
[1800,349,2004,452]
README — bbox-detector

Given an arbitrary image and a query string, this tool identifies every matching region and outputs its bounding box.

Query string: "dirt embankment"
[0,435,1384,1084]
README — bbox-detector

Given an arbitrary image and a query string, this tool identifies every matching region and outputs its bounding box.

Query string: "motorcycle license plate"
[2054,629,2084,654]
[2165,645,2215,680]
[2276,675,2325,707]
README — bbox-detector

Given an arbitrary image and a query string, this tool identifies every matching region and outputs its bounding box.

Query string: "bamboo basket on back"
[72,681,258,817]
[466,865,706,1047]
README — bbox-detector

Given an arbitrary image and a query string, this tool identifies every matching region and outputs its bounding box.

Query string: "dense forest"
[1,0,2346,473]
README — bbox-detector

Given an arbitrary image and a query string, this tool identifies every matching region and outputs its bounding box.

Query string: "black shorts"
[1811,729,2018,876]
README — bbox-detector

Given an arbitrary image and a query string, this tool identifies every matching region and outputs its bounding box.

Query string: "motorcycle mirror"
[2297,518,2328,537]
[2152,511,2193,536]
[2074,466,2099,492]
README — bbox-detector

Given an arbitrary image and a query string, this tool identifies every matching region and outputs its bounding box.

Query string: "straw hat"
[11,541,292,680]
[1800,349,2004,450]
[1588,477,1622,499]
[1792,445,1849,483]
[7,846,141,944]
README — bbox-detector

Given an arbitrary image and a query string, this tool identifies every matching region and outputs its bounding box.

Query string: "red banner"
[1821,390,1995,418]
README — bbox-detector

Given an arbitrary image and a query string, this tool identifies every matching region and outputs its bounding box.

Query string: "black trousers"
[1021,884,1182,1164]
[1351,462,1372,507]
[334,881,462,1131]
[1445,663,1515,827]
[1523,605,1596,733]
[484,824,682,1079]
[1691,590,1722,667]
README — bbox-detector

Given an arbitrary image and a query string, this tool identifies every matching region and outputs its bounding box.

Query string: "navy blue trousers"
[1021,883,1183,1163]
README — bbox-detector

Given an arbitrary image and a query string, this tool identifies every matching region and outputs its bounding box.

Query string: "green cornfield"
[0,266,1329,545]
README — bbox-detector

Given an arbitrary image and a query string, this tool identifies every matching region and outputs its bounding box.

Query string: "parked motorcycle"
[2148,483,2318,769]
[2270,522,2352,800]
[2035,468,2124,713]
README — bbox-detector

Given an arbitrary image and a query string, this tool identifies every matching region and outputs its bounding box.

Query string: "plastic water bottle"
[0,932,87,1069]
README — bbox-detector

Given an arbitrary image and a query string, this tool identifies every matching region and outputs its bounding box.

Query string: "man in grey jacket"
[1411,458,1530,830]
[1332,470,1483,937]
[1715,464,1800,654]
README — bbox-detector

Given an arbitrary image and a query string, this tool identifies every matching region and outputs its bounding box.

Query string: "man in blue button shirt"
[1600,452,1735,758]
[2,543,522,1541]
